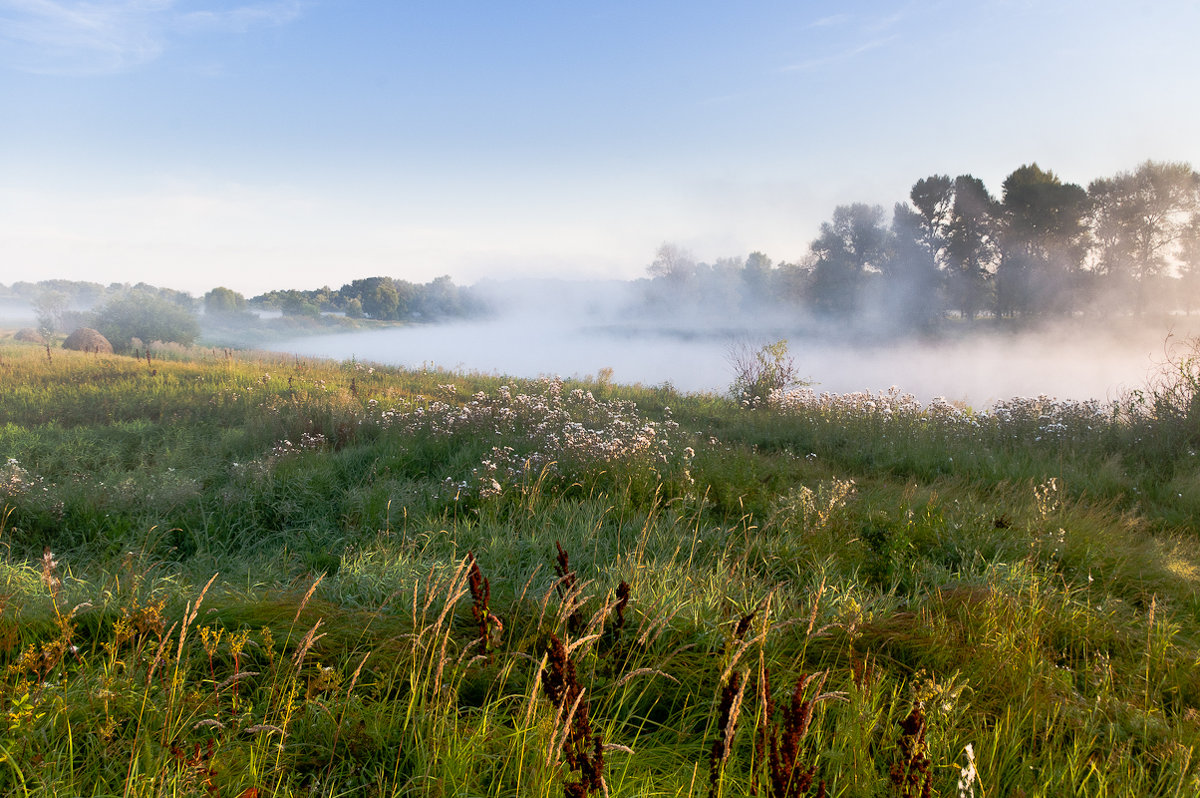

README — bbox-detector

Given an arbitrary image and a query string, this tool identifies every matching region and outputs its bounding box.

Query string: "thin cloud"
[0,0,307,75]
[865,10,910,34]
[806,14,850,29]
[176,1,304,34]
[781,36,898,73]
[785,5,917,72]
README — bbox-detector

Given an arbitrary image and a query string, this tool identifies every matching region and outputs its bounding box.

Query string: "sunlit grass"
[1,337,1199,795]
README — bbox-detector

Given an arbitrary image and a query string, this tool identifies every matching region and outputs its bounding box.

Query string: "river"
[266,315,1195,408]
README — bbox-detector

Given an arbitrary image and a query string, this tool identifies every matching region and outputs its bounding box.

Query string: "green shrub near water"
[0,336,1199,795]
[91,290,201,353]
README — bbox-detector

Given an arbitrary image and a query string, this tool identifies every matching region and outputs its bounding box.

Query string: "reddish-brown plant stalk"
[541,633,605,796]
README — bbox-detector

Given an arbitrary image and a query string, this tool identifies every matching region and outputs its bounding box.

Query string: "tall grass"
[1,336,1199,795]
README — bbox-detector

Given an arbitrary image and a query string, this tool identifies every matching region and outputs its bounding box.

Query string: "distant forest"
[0,275,480,324]
[249,275,482,321]
[4,159,1199,342]
[0,276,481,352]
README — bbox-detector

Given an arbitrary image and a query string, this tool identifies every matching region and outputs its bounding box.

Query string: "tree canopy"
[92,289,200,352]
[637,159,1200,332]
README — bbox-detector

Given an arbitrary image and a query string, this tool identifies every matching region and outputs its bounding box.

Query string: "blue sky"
[2,1,1199,296]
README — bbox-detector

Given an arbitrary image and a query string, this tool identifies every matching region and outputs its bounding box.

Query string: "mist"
[3,270,1189,408]
[262,278,1193,408]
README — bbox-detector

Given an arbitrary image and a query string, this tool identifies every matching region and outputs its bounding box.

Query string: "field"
[1,335,1199,797]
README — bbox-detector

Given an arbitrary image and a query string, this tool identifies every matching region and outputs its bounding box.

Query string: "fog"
[264,280,1195,408]
[5,277,1189,408]
[0,299,36,326]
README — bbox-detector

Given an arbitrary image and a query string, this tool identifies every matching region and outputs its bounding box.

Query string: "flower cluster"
[268,432,329,459]
[376,377,689,499]
[987,395,1113,442]
[769,477,857,533]
[767,386,1117,444]
[1,458,44,498]
[768,386,971,425]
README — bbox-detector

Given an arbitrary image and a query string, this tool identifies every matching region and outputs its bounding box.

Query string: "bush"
[92,290,200,352]
[1117,334,1200,468]
[728,339,806,408]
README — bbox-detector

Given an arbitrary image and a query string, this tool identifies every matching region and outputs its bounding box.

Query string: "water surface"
[267,317,1194,408]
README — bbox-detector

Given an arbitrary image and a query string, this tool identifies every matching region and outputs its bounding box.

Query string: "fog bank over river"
[266,313,1197,408]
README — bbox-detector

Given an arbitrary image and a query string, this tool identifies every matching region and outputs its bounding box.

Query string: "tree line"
[249,275,480,321]
[6,158,1197,348]
[1,275,480,353]
[643,160,1200,331]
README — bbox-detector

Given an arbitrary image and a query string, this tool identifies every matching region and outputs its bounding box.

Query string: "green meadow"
[2,334,1199,797]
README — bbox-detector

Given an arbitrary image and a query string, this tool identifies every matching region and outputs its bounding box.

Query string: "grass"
[1,333,1199,796]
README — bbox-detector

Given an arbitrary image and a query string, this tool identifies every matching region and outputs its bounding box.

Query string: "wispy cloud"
[806,14,850,29]
[783,6,913,73]
[0,0,306,75]
[176,2,304,34]
[781,36,898,73]
[864,10,909,35]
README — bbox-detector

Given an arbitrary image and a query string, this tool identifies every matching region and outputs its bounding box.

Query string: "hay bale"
[13,328,45,344]
[62,328,113,354]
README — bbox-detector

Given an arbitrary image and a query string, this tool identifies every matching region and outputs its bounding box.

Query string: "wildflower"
[956,743,978,798]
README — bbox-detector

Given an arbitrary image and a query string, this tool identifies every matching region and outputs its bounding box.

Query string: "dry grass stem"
[293,572,325,623]
[612,668,679,690]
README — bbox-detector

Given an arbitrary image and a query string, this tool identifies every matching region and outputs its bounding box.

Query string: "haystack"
[13,328,45,344]
[63,328,113,354]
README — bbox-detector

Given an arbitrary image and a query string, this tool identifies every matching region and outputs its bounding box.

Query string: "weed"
[889,702,931,798]
[541,634,605,796]
[466,551,500,660]
[729,339,807,409]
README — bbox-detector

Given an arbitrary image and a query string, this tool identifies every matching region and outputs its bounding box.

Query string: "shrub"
[729,339,806,408]
[92,290,199,352]
[1141,334,1200,428]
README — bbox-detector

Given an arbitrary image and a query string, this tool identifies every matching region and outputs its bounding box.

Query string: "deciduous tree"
[944,175,999,320]
[1088,160,1200,312]
[884,202,943,330]
[203,286,248,316]
[998,164,1088,316]
[809,203,888,316]
[92,289,199,351]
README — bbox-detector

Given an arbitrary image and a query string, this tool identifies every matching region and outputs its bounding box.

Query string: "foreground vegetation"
[2,334,1200,796]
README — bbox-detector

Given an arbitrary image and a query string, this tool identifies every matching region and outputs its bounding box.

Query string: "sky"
[2,0,1200,297]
